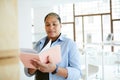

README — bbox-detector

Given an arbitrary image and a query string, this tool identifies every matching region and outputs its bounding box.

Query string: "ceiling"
[31,0,97,7]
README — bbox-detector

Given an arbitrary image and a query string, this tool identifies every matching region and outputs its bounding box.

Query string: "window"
[61,24,74,40]
[75,0,110,15]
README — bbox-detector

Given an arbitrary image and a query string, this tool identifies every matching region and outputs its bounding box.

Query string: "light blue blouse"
[25,34,82,80]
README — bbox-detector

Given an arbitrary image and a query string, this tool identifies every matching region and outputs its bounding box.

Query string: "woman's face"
[45,15,61,40]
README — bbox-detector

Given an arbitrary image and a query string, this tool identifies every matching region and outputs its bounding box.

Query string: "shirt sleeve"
[65,41,82,80]
[24,67,35,77]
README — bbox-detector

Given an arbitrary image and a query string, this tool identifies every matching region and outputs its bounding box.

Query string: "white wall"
[18,0,32,49]
[18,0,34,80]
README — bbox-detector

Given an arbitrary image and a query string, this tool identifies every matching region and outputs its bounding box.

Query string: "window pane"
[84,16,102,44]
[102,15,111,38]
[75,17,83,49]
[75,0,110,15]
[113,21,120,51]
[102,15,111,52]
[61,24,74,40]
[112,0,120,19]
[54,4,73,22]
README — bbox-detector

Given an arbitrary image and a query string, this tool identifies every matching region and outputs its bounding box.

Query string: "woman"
[25,12,82,80]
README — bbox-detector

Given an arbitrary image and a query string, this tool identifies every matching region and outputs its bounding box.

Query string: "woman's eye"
[46,24,50,26]
[53,23,58,26]
[45,23,58,26]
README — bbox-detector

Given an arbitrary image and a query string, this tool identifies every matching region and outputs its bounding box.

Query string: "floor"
[80,65,120,80]
[79,52,120,80]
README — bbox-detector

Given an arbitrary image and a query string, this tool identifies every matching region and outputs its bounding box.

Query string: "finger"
[30,60,38,67]
[32,59,46,69]
[32,58,41,65]
[31,59,42,69]
[32,58,40,62]
[48,56,53,63]
[38,67,41,71]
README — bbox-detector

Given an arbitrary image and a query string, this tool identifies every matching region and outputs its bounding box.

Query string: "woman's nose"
[49,24,54,29]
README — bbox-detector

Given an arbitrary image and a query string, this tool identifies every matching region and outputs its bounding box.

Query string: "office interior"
[0,0,120,80]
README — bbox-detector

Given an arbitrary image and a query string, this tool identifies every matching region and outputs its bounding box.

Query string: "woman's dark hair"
[44,12,61,23]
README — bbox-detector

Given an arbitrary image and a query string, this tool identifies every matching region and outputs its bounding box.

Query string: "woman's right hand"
[28,59,38,75]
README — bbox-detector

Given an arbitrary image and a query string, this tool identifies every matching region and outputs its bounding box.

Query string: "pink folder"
[19,45,61,69]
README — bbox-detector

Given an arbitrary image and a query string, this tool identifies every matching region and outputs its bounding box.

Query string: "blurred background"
[0,0,120,80]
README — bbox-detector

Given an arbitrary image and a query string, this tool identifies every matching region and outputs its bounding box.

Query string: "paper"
[39,45,61,64]
[20,52,39,69]
[19,45,61,69]
[40,39,51,52]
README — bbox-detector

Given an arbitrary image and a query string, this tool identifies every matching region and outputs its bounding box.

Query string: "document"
[19,40,61,69]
